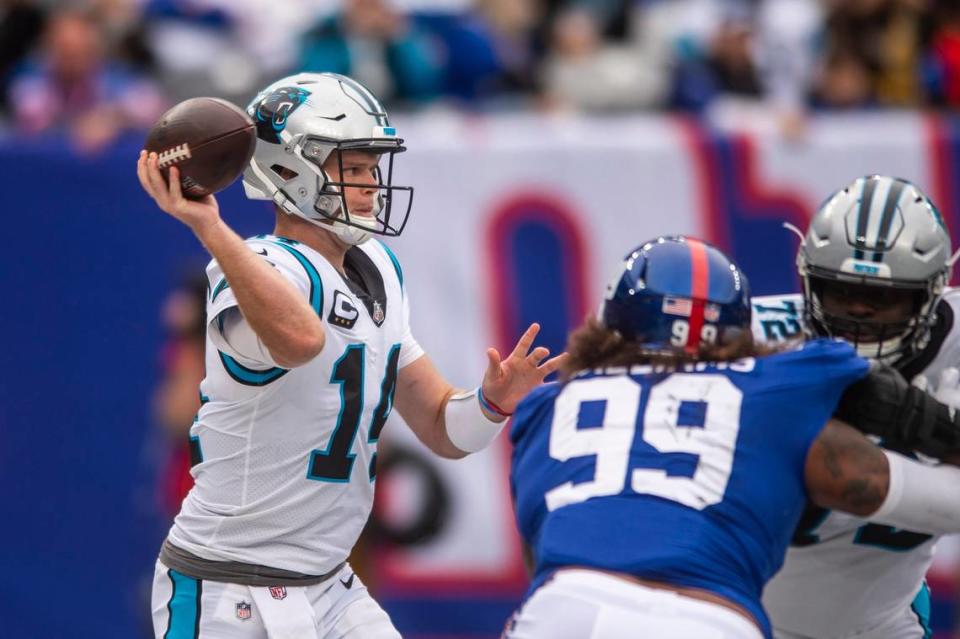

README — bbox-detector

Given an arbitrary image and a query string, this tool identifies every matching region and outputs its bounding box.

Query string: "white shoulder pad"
[939,286,960,318]
[751,293,805,343]
[913,286,960,383]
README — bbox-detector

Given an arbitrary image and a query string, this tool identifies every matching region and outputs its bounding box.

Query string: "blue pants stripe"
[164,569,202,639]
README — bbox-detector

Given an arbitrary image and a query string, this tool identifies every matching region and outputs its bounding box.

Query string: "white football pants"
[151,559,400,639]
[504,569,764,639]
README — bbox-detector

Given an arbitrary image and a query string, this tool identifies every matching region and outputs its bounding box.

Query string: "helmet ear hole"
[270,164,299,181]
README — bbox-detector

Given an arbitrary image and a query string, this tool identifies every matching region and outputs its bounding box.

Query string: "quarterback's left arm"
[394,323,568,459]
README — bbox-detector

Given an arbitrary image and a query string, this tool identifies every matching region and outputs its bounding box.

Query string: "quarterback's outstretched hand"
[481,323,568,415]
[137,150,220,232]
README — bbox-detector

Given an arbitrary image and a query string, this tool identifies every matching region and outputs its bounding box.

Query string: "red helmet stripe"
[686,239,709,353]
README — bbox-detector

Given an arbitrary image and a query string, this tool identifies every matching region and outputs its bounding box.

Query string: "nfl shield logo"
[236,601,252,621]
[704,303,720,322]
[372,301,385,325]
[269,585,287,600]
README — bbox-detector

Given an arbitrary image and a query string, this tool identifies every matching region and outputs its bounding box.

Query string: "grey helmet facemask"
[242,72,413,245]
[796,175,953,365]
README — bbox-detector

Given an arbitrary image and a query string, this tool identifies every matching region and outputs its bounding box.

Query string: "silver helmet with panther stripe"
[797,175,953,363]
[242,72,413,245]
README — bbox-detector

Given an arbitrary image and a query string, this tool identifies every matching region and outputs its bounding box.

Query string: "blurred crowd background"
[5,0,960,153]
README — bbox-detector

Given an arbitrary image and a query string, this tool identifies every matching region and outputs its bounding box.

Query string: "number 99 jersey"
[509,340,868,638]
[167,235,423,576]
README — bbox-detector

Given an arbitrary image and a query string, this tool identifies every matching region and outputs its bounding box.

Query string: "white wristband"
[870,450,960,535]
[444,388,507,454]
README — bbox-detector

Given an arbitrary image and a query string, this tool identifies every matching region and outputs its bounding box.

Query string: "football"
[144,97,257,199]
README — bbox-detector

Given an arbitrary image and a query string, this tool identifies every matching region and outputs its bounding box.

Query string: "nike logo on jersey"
[340,573,355,589]
[328,290,359,329]
[256,249,268,256]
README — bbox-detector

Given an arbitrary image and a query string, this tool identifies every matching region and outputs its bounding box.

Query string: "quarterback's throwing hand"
[136,150,220,232]
[481,323,568,415]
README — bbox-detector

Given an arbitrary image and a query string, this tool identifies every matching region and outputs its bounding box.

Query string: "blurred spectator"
[411,0,542,104]
[9,8,166,152]
[540,5,671,111]
[813,46,876,108]
[815,0,927,108]
[152,272,207,518]
[876,0,927,106]
[752,0,822,138]
[533,0,632,53]
[90,0,157,73]
[472,0,542,99]
[927,0,960,107]
[143,0,326,104]
[0,0,46,116]
[668,2,764,111]
[298,0,444,104]
[141,0,249,103]
[707,17,762,97]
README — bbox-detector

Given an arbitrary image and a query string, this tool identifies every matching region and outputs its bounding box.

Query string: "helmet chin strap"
[320,191,380,245]
[328,216,374,245]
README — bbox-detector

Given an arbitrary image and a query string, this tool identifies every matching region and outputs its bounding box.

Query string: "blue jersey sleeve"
[510,382,560,444]
[510,382,562,546]
[763,339,869,391]
[738,338,871,489]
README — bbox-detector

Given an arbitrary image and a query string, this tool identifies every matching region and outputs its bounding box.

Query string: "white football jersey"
[753,290,960,638]
[167,235,423,576]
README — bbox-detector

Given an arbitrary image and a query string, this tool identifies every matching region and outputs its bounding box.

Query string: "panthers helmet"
[601,236,752,354]
[797,175,952,363]
[242,72,413,245]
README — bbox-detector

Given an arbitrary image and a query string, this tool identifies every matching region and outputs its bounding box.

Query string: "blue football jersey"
[510,339,869,638]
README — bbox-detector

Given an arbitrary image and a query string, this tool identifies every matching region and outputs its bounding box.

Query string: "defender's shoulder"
[764,338,868,383]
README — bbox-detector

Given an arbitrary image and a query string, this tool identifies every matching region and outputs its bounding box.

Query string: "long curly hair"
[558,316,790,380]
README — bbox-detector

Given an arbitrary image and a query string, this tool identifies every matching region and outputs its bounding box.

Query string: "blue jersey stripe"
[164,569,201,639]
[210,278,230,302]
[218,351,287,386]
[268,240,324,314]
[215,238,325,387]
[911,581,933,639]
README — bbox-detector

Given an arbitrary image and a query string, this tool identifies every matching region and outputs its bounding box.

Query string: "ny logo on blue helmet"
[600,236,752,353]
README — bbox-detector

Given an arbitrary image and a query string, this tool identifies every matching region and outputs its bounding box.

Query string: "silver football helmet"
[242,72,413,245]
[797,175,953,363]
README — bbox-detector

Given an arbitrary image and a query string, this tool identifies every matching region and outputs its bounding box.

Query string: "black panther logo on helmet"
[248,86,311,144]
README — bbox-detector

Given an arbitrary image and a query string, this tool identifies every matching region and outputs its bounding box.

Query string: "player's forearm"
[195,219,324,367]
[398,384,468,459]
[396,357,508,458]
[870,450,960,534]
[805,419,890,516]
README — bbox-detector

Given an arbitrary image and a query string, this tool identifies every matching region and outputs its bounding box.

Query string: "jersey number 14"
[308,344,401,483]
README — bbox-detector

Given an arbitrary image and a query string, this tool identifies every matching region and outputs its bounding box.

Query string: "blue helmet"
[600,236,752,353]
